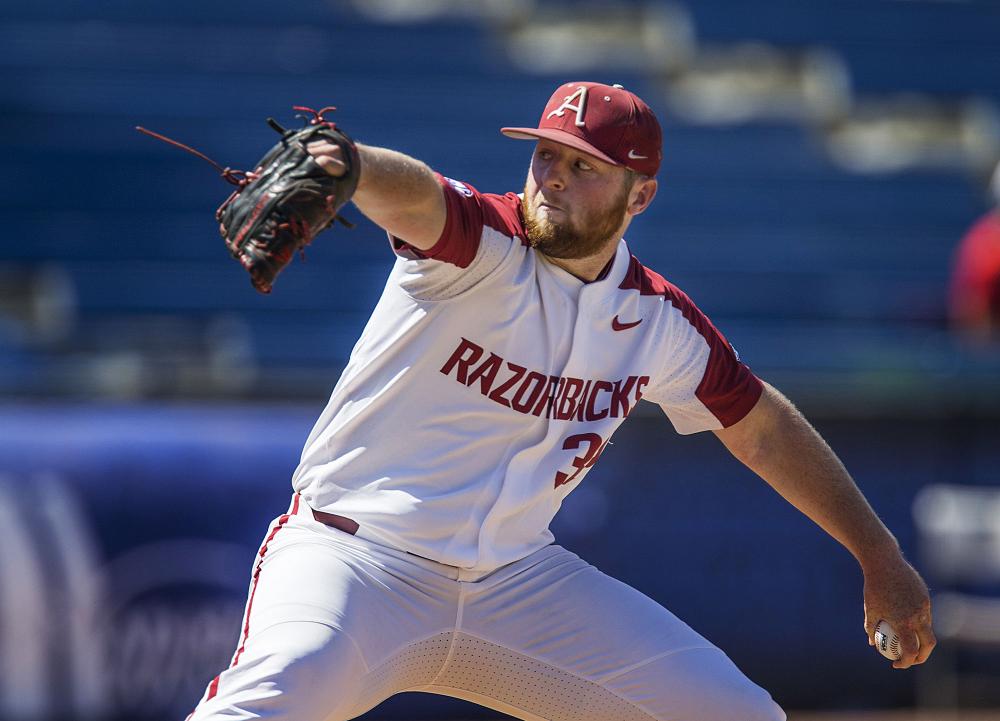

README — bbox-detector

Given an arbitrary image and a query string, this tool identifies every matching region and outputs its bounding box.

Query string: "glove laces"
[134,125,258,187]
[134,105,343,185]
[292,105,340,129]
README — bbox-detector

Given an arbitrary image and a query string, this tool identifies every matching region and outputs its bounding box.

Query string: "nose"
[540,162,566,192]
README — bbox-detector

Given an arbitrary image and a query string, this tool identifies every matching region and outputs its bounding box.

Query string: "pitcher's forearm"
[307,140,446,249]
[351,145,446,249]
[758,411,899,567]
[717,385,900,567]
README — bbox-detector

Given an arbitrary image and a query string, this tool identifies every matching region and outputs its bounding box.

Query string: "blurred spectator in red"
[950,161,1000,343]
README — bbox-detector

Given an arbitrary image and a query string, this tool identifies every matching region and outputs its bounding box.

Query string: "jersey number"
[554,433,608,488]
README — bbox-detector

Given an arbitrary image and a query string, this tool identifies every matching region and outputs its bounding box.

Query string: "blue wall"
[2,404,995,719]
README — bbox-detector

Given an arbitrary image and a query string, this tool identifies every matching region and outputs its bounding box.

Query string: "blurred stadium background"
[2,0,1000,719]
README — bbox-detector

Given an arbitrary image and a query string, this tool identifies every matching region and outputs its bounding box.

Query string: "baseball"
[874,620,902,660]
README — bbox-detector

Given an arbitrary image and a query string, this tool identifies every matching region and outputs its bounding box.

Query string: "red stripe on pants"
[204,494,301,702]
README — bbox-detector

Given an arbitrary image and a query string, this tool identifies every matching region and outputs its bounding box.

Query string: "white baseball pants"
[187,495,785,721]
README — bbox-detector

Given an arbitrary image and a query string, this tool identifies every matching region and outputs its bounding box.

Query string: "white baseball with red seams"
[290,175,762,573]
[875,619,903,660]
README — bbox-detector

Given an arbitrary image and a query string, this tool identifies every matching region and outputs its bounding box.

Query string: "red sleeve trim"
[391,176,527,268]
[483,191,529,246]
[696,341,763,427]
[620,255,763,427]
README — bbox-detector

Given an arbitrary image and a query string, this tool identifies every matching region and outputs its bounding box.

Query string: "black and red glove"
[139,105,360,294]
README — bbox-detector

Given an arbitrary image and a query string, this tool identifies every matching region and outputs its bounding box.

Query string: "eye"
[575,159,594,171]
[537,148,553,161]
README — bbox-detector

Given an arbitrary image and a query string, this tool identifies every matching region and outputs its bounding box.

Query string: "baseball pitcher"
[184,82,934,721]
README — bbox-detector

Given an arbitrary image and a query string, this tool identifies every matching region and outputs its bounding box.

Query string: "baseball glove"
[138,106,360,294]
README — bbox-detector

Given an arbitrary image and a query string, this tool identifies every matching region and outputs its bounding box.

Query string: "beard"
[523,182,631,260]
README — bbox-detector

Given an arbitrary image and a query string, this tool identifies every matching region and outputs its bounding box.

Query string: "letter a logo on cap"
[546,86,588,127]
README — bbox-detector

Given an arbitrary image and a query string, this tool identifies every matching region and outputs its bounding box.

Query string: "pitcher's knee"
[670,674,783,721]
[679,653,785,721]
[612,646,784,721]
[721,683,785,721]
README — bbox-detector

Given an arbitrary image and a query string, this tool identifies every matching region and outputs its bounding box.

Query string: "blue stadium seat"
[684,0,1000,99]
[2,1,998,394]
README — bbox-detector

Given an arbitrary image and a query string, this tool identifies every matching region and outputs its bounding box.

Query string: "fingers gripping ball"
[874,620,902,661]
[217,107,361,293]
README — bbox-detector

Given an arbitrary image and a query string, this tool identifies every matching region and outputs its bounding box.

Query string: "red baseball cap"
[501,81,663,177]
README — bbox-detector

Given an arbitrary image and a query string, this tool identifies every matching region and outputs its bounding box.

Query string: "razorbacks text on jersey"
[291,174,762,572]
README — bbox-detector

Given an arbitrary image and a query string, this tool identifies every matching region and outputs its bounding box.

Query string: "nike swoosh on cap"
[611,315,642,331]
[627,150,648,160]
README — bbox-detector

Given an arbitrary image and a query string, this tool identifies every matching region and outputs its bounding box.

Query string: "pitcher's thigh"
[458,548,784,721]
[187,517,457,721]
[188,621,367,721]
[606,645,785,721]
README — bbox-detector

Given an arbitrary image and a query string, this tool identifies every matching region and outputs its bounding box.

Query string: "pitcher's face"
[522,140,633,260]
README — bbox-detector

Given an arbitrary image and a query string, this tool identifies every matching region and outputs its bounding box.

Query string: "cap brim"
[500,127,620,167]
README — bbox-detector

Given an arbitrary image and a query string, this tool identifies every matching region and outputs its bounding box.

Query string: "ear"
[627,178,658,217]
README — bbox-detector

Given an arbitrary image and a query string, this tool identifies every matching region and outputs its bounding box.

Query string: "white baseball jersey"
[291,175,762,572]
